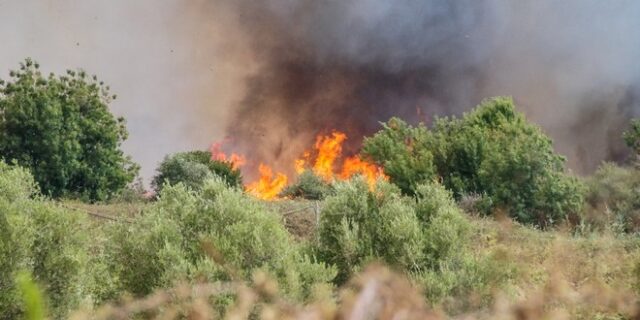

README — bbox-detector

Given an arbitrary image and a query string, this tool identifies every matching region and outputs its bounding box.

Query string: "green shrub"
[362,97,585,227]
[0,196,32,318]
[16,271,47,320]
[414,183,470,266]
[315,177,511,305]
[315,178,425,283]
[280,170,333,200]
[361,118,436,195]
[104,178,335,302]
[315,177,476,299]
[0,160,39,202]
[624,119,640,164]
[0,162,89,319]
[584,163,640,233]
[152,151,242,193]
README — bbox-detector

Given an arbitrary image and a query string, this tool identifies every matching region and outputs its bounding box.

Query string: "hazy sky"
[0,0,242,182]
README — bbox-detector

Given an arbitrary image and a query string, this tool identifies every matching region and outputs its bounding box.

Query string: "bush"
[152,151,242,193]
[315,177,476,300]
[315,178,425,283]
[361,118,436,195]
[104,178,335,302]
[280,170,333,200]
[0,59,139,201]
[413,183,470,266]
[0,162,89,318]
[362,97,585,227]
[584,163,640,233]
[624,118,640,164]
[0,160,38,202]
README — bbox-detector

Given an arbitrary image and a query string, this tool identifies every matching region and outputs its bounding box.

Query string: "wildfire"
[339,155,387,187]
[310,132,347,180]
[210,142,246,170]
[210,130,387,200]
[246,164,288,200]
[295,131,387,187]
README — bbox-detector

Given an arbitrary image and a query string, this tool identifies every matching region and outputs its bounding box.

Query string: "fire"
[294,151,310,174]
[310,132,347,181]
[340,155,387,187]
[210,142,246,170]
[209,130,387,200]
[246,163,288,200]
[295,131,387,188]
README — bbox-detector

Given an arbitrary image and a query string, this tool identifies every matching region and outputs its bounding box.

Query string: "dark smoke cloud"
[222,0,640,176]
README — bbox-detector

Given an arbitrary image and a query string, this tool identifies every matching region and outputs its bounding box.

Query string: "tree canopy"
[0,59,139,201]
[362,97,584,227]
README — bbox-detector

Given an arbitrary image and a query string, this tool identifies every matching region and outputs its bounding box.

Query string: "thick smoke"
[221,0,640,176]
[2,1,640,182]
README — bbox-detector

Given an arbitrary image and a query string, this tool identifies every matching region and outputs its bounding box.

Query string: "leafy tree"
[0,59,138,201]
[152,150,242,193]
[363,97,584,227]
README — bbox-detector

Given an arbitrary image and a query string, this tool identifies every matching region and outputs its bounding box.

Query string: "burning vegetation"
[210,130,387,200]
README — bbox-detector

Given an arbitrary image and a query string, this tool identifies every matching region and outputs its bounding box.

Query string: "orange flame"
[210,130,387,200]
[311,132,347,181]
[340,155,388,187]
[210,142,246,170]
[294,151,310,174]
[295,131,387,188]
[246,163,288,200]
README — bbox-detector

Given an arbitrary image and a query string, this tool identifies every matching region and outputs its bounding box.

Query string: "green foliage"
[104,178,335,302]
[414,183,470,266]
[16,271,47,320]
[0,162,89,319]
[280,170,333,200]
[152,150,242,193]
[315,177,476,300]
[0,59,139,201]
[315,178,425,283]
[0,160,38,202]
[363,97,585,227]
[624,119,640,160]
[584,163,640,233]
[361,118,436,194]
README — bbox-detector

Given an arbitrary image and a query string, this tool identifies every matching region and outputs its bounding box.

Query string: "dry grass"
[464,215,640,319]
[71,262,640,320]
[61,199,146,220]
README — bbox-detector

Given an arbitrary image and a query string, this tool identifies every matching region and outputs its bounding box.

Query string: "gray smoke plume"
[2,1,640,182]
[221,0,640,177]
